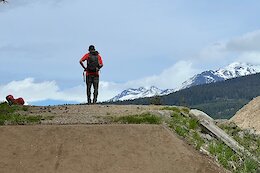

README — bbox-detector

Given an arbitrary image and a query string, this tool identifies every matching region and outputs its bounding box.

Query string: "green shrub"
[189,118,198,130]
[0,102,20,114]
[175,126,188,137]
[0,114,42,125]
[219,122,260,160]
[0,119,4,125]
[241,158,259,173]
[209,141,240,170]
[114,113,162,124]
[162,106,181,113]
[181,107,190,114]
[219,123,241,136]
[192,132,204,150]
[167,107,198,139]
[0,102,45,125]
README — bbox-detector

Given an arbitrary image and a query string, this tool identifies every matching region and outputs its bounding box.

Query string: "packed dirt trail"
[0,105,227,173]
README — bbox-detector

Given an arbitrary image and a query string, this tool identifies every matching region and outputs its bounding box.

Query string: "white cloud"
[0,0,69,12]
[0,61,198,104]
[225,30,260,52]
[195,30,260,69]
[236,52,260,65]
[196,42,229,67]
[98,81,125,101]
[0,78,85,103]
[0,78,128,104]
[126,61,199,89]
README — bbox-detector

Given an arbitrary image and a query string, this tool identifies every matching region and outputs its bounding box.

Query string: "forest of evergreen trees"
[110,73,260,119]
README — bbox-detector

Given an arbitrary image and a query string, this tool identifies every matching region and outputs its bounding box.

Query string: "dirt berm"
[0,105,226,173]
[231,96,260,134]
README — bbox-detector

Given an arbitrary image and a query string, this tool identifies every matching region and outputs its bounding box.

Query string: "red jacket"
[80,52,103,76]
[6,95,25,105]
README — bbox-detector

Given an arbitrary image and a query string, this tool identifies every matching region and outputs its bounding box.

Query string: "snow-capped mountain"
[179,62,260,90]
[109,62,260,102]
[109,86,174,102]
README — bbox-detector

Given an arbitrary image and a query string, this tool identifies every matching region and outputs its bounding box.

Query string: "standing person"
[80,45,103,104]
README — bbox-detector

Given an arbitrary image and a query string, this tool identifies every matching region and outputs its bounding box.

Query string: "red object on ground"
[6,95,25,105]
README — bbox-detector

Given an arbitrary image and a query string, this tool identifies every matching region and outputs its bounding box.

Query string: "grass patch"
[114,113,162,124]
[168,111,198,131]
[170,112,188,124]
[181,107,190,114]
[219,123,260,161]
[189,118,199,130]
[175,125,189,137]
[167,107,201,143]
[208,140,260,173]
[162,106,181,113]
[0,102,23,114]
[0,114,42,125]
[162,106,259,173]
[0,102,49,125]
[242,158,259,173]
[208,141,239,169]
[219,122,241,136]
[192,131,204,150]
[162,106,190,114]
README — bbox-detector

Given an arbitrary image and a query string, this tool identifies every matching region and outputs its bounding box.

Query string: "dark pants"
[86,75,99,104]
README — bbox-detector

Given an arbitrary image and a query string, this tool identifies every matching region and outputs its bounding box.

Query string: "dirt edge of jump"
[0,124,226,173]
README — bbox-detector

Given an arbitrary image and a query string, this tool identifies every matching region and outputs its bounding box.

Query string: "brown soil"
[0,105,227,173]
[230,96,260,134]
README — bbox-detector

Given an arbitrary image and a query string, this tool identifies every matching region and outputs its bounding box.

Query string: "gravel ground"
[24,104,172,125]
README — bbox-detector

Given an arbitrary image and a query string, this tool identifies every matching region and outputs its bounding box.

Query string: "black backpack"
[87,53,99,72]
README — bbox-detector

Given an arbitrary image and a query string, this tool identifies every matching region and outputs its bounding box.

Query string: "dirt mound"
[24,105,172,125]
[0,124,226,173]
[231,96,260,134]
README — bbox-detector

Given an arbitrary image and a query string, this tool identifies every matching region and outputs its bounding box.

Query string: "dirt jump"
[0,105,227,173]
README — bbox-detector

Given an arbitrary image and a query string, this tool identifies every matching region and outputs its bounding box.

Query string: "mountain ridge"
[111,72,260,119]
[109,86,174,102]
[178,62,260,90]
[109,62,260,102]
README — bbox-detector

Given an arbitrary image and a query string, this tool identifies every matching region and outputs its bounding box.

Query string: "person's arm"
[79,54,88,70]
[98,54,103,70]
[79,60,86,70]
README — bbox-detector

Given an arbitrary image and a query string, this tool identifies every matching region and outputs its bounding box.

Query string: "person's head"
[88,45,95,53]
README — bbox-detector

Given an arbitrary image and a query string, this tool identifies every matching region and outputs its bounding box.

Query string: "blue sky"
[1,0,260,105]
